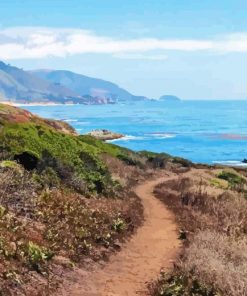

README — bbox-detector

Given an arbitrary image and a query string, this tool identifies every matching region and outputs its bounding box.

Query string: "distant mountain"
[0,61,81,104]
[31,70,144,102]
[159,95,181,102]
[0,61,148,105]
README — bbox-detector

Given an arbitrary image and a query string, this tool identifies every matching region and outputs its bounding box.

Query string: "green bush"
[34,167,60,188]
[172,157,193,168]
[80,135,145,168]
[140,150,171,168]
[27,242,54,270]
[112,217,126,233]
[140,151,192,168]
[217,171,245,189]
[0,160,21,170]
[0,121,115,194]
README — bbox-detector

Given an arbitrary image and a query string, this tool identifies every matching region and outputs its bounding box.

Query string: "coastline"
[3,100,246,167]
[1,101,76,107]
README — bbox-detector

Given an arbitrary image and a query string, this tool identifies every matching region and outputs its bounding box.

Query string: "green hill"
[0,103,148,194]
[0,103,192,294]
[0,103,149,294]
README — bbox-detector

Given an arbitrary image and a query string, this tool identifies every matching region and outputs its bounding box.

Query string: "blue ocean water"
[24,100,247,166]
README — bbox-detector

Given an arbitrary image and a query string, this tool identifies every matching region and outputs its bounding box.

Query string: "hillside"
[0,61,80,104]
[0,104,246,296]
[0,103,175,295]
[0,103,144,293]
[0,61,147,105]
[31,69,147,103]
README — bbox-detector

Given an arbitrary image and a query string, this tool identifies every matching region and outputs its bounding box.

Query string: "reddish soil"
[59,174,180,296]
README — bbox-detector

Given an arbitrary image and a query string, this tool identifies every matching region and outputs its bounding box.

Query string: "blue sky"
[1,0,247,99]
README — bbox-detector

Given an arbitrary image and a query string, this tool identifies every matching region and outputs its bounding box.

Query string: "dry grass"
[152,169,247,296]
[183,230,247,295]
[101,153,154,187]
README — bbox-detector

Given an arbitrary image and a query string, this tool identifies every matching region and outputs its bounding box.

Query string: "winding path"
[61,175,180,296]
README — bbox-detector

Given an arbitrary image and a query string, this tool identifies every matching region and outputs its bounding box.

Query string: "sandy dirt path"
[61,175,180,296]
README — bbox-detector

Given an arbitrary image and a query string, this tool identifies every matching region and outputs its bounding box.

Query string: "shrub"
[217,170,245,190]
[151,272,216,296]
[172,157,193,168]
[209,178,228,189]
[139,151,171,168]
[33,167,60,188]
[112,217,126,233]
[27,242,54,270]
[0,160,21,170]
[0,120,115,194]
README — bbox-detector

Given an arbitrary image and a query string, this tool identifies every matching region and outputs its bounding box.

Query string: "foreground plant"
[153,169,247,296]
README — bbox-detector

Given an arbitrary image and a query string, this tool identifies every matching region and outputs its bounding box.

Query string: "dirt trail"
[61,175,180,296]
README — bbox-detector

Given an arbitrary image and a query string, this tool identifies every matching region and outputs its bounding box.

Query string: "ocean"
[24,100,247,166]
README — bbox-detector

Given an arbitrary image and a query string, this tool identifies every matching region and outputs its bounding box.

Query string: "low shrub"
[209,178,228,189]
[151,272,217,296]
[27,242,54,271]
[172,157,193,168]
[112,217,126,233]
[217,170,245,190]
[139,150,171,168]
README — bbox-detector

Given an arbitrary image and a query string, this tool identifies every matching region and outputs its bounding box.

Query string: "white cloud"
[0,27,247,60]
[113,53,168,60]
[215,33,247,53]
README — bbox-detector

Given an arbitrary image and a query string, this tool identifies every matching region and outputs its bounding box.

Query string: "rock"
[87,129,123,141]
[242,159,247,163]
[159,95,181,102]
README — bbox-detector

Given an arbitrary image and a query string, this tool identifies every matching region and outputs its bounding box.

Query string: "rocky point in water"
[87,129,123,141]
[159,95,181,102]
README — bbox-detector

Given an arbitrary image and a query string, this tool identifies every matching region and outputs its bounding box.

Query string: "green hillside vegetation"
[0,104,146,196]
[217,170,246,190]
[0,103,202,295]
[0,103,150,294]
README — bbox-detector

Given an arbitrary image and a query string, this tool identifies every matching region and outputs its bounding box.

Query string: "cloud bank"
[0,27,247,60]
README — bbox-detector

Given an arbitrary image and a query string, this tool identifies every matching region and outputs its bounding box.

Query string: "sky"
[0,0,247,99]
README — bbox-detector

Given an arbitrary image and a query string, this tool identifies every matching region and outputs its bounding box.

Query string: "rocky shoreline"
[87,129,123,141]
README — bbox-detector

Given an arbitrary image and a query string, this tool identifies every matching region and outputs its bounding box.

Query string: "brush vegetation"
[152,168,247,296]
[0,104,150,294]
[1,103,242,296]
